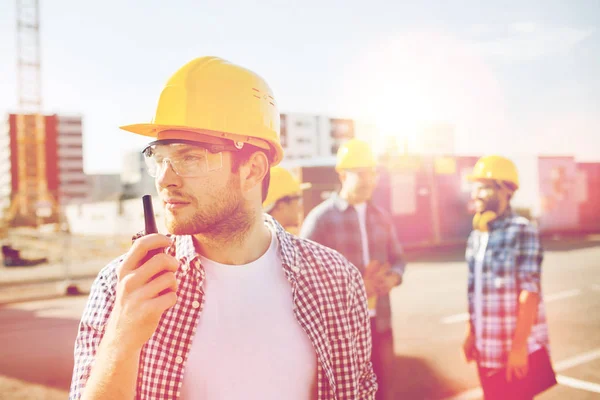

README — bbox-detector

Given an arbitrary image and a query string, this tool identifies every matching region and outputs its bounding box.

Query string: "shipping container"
[292,153,598,248]
[576,162,600,233]
[435,156,479,244]
[374,155,436,247]
[537,156,580,232]
[291,159,340,217]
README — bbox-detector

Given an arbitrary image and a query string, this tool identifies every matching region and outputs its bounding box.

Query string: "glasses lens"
[143,145,224,178]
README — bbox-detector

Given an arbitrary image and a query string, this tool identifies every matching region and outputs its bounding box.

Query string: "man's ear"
[338,170,346,185]
[240,151,269,195]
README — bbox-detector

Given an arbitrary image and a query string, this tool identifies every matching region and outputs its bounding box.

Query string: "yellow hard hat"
[263,166,311,211]
[335,139,377,171]
[468,155,519,190]
[120,56,284,165]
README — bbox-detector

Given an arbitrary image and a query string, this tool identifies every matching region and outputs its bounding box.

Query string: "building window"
[280,114,287,148]
[59,119,82,126]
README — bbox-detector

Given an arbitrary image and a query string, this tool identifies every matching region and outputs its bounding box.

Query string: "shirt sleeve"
[349,263,378,399]
[299,209,327,246]
[515,223,544,294]
[387,219,406,278]
[69,263,118,400]
[466,231,476,331]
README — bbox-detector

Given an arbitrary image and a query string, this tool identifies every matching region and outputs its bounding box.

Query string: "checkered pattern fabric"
[69,215,377,399]
[299,193,406,333]
[466,210,550,369]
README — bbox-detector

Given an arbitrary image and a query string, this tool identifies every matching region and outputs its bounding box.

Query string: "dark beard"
[165,177,253,241]
[481,196,501,214]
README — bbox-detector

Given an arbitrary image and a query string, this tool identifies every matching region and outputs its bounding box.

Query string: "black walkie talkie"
[142,195,173,296]
[143,195,158,235]
[142,195,162,261]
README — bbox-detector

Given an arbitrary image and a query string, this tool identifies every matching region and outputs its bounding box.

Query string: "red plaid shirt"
[70,216,377,399]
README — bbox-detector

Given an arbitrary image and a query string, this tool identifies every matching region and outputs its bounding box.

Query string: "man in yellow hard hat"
[263,166,311,235]
[463,155,555,399]
[69,57,376,400]
[300,138,406,400]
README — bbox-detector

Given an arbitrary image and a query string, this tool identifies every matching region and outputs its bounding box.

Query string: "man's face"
[471,181,503,214]
[275,196,303,228]
[340,168,378,204]
[150,143,251,236]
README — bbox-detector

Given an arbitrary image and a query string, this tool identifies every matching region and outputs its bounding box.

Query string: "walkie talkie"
[141,195,172,296]
[142,194,162,261]
[142,194,163,264]
[143,194,158,235]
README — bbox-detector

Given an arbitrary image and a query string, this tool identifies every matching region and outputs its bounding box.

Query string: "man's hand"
[363,276,378,298]
[364,260,388,278]
[375,271,402,295]
[364,261,401,296]
[106,234,179,351]
[462,331,477,363]
[506,344,529,382]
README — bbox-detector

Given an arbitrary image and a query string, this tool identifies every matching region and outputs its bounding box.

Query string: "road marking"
[555,348,600,372]
[443,349,600,399]
[441,313,470,324]
[443,388,482,399]
[441,289,582,325]
[545,289,582,302]
[557,375,600,393]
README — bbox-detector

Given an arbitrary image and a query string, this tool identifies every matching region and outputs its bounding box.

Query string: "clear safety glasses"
[142,140,241,178]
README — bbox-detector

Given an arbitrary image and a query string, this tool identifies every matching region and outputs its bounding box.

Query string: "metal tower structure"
[16,0,42,112]
[7,0,56,226]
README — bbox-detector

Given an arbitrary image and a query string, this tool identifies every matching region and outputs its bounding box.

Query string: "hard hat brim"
[467,175,519,190]
[263,183,311,211]
[120,123,284,166]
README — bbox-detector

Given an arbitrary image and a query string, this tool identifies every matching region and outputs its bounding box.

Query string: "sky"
[0,0,598,174]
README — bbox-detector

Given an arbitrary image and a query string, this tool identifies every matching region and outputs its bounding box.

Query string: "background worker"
[263,166,311,235]
[463,155,554,399]
[300,138,406,400]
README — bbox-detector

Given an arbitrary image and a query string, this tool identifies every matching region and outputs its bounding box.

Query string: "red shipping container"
[374,156,435,247]
[576,162,600,233]
[538,156,579,232]
[434,156,479,244]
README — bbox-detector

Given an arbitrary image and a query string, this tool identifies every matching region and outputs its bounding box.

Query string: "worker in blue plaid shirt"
[300,139,406,400]
[464,155,552,400]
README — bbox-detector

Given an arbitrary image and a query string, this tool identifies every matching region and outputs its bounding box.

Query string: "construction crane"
[6,0,57,227]
[17,0,43,112]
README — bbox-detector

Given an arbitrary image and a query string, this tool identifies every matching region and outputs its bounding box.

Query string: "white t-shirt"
[180,232,317,400]
[474,232,488,350]
[353,203,370,267]
[354,203,376,317]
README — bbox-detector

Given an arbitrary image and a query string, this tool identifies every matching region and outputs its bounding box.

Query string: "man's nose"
[157,160,182,189]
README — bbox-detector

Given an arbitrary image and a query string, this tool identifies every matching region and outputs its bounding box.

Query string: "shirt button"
[175,356,183,364]
[291,266,300,273]
[192,300,200,309]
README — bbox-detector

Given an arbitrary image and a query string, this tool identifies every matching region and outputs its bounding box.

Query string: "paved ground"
[0,235,598,399]
[389,235,600,399]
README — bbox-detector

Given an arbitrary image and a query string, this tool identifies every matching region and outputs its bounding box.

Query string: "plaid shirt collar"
[332,192,352,211]
[488,208,516,232]
[173,215,303,278]
[331,192,381,215]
